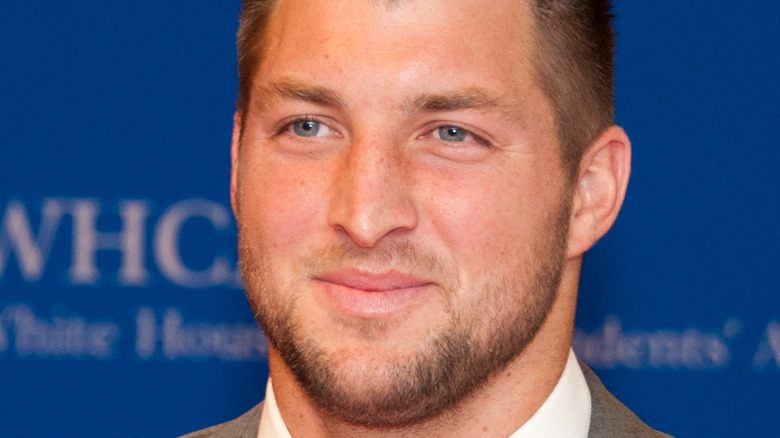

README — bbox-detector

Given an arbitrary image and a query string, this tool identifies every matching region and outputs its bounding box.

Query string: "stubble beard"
[238,200,571,427]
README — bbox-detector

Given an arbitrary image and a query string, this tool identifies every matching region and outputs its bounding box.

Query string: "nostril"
[328,189,418,248]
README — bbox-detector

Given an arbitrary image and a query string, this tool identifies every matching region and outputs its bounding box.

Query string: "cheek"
[420,180,514,269]
[237,158,324,252]
[420,166,557,275]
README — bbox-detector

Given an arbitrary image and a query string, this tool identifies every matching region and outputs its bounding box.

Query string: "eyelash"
[277,116,336,136]
[430,124,492,148]
[276,117,492,148]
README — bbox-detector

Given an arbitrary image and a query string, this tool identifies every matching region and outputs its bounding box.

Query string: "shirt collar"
[507,349,591,438]
[258,379,292,438]
[258,349,590,438]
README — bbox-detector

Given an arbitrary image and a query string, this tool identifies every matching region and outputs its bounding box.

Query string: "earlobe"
[230,112,242,216]
[566,126,631,258]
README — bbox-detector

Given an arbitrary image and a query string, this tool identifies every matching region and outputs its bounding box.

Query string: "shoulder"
[179,402,264,438]
[579,362,674,438]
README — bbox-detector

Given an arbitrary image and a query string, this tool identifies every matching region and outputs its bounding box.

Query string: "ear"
[230,112,242,216]
[566,125,631,258]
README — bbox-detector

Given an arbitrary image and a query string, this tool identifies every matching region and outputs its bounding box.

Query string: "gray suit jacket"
[180,363,673,437]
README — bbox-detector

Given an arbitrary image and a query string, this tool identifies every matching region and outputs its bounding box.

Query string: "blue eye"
[292,120,322,137]
[437,126,468,142]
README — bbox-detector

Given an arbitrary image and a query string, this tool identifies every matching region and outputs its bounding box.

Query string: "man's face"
[234,0,573,426]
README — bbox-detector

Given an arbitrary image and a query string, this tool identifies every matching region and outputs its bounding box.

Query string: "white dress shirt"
[258,349,591,438]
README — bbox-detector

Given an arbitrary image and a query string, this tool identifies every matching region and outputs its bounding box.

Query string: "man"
[184,0,672,436]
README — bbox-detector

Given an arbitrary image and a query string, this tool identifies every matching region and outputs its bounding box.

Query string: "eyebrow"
[406,88,504,114]
[255,78,347,112]
[256,77,509,117]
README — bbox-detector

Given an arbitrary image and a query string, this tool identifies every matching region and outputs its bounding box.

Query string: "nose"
[327,135,418,247]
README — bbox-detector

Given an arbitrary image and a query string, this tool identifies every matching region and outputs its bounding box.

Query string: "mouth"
[313,268,435,317]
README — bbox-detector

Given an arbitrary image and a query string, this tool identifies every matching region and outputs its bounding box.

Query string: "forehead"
[256,0,538,95]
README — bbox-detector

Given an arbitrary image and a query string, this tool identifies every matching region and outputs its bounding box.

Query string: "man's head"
[236,0,617,181]
[230,0,630,432]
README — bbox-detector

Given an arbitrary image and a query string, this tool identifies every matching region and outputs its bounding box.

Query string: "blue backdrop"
[1,1,777,436]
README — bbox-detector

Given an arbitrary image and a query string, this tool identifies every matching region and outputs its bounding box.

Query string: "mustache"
[298,240,447,280]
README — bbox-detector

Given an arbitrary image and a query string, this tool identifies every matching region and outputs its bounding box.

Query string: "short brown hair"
[529,1,616,180]
[235,0,616,178]
[236,0,276,118]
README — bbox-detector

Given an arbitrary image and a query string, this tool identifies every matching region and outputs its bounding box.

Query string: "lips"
[314,268,434,316]
[316,268,433,291]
